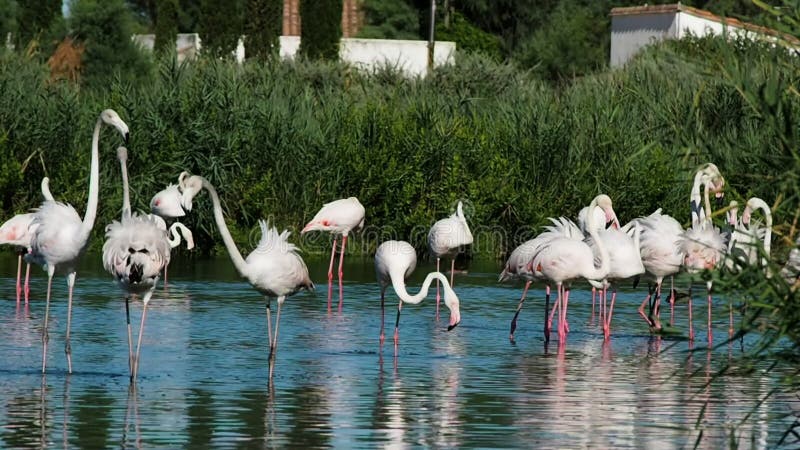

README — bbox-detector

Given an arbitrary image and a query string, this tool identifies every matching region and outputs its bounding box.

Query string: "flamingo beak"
[447,307,461,331]
[124,132,130,145]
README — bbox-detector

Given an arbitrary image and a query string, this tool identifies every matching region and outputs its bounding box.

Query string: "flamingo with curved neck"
[375,240,461,349]
[30,109,128,374]
[741,197,772,268]
[179,173,313,380]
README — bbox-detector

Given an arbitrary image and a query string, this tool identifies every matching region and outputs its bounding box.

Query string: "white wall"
[610,13,676,67]
[134,33,454,77]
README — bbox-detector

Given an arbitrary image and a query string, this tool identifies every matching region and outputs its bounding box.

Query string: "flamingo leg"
[65,272,76,374]
[563,286,570,334]
[41,270,54,373]
[638,292,653,327]
[337,236,348,311]
[125,295,133,378]
[669,276,675,326]
[268,298,284,381]
[379,290,386,345]
[605,286,617,340]
[707,282,713,345]
[327,236,337,312]
[15,253,22,303]
[265,299,273,356]
[393,302,403,350]
[24,262,31,303]
[163,264,168,288]
[729,301,734,338]
[590,287,596,324]
[509,280,531,341]
[132,291,153,382]
[547,286,560,338]
[652,281,663,330]
[543,285,551,342]
[688,284,695,342]
[435,258,441,320]
[449,259,455,287]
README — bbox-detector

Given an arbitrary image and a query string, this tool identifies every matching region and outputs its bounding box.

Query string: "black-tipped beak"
[447,322,459,331]
[632,275,640,289]
[124,132,130,145]
[715,192,724,207]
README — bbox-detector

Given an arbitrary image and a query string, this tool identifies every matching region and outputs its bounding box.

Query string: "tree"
[357,0,419,40]
[0,0,18,47]
[244,0,282,60]
[199,0,244,58]
[154,0,179,54]
[69,0,152,86]
[299,0,342,60]
[16,0,61,47]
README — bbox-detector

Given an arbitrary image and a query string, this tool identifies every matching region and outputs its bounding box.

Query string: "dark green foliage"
[0,0,18,44]
[177,0,202,33]
[357,0,419,40]
[69,0,153,86]
[154,0,179,54]
[199,0,244,58]
[435,10,502,60]
[16,0,61,47]
[299,0,342,60]
[244,0,281,60]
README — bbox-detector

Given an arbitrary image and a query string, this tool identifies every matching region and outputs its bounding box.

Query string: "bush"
[299,0,342,60]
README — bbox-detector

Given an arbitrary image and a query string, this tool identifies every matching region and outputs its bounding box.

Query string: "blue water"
[0,254,796,449]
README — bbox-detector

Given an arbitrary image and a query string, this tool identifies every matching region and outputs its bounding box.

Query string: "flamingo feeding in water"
[374,240,461,349]
[102,146,172,382]
[27,109,129,374]
[301,197,365,311]
[680,163,726,343]
[529,194,615,342]
[428,201,473,319]
[180,173,314,380]
[0,178,55,304]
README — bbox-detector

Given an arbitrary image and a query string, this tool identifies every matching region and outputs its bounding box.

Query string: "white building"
[610,3,795,67]
[132,33,455,77]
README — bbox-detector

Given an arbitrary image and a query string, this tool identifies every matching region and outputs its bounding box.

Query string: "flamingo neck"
[168,224,181,248]
[79,116,103,241]
[584,200,610,280]
[119,154,131,220]
[690,171,705,226]
[202,178,249,277]
[390,270,450,305]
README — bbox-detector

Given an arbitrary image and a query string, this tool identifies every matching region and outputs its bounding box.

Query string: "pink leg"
[15,253,22,304]
[707,284,713,345]
[337,235,348,311]
[669,276,675,326]
[393,303,403,350]
[327,236,337,312]
[543,285,551,341]
[65,273,75,374]
[379,291,386,345]
[24,263,31,303]
[590,287,596,324]
[652,282,663,330]
[638,294,653,326]
[509,280,531,341]
[547,286,560,336]
[729,302,734,338]
[163,263,169,288]
[449,259,455,287]
[268,300,282,381]
[563,287,570,334]
[605,287,617,340]
[435,258,441,320]
[132,293,152,382]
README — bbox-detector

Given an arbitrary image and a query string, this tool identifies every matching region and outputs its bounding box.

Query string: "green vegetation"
[198,0,244,58]
[244,0,282,60]
[154,0,179,54]
[299,0,343,60]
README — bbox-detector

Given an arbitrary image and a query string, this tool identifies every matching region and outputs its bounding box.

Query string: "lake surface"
[0,253,797,449]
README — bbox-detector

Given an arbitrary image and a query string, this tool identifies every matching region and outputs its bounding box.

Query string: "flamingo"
[529,194,615,342]
[587,220,645,340]
[150,177,194,285]
[500,217,585,342]
[301,197,365,311]
[625,208,684,329]
[427,201,473,319]
[781,235,800,287]
[27,109,129,374]
[374,240,461,348]
[0,178,55,304]
[578,204,621,314]
[727,197,772,270]
[680,164,726,343]
[179,173,314,380]
[102,146,171,382]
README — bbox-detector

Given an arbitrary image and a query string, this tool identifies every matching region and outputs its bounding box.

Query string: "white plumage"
[427,201,473,317]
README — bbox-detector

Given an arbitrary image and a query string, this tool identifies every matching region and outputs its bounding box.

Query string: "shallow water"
[0,254,797,449]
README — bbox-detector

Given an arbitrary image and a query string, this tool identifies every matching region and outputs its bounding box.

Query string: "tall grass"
[0,38,797,262]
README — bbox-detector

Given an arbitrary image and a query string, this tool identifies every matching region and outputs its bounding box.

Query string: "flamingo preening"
[374,240,461,349]
[301,197,365,312]
[180,173,313,380]
[27,109,129,374]
[680,163,726,343]
[150,177,194,285]
[102,146,171,382]
[427,201,473,319]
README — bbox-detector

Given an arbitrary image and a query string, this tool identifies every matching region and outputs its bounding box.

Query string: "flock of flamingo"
[0,109,797,384]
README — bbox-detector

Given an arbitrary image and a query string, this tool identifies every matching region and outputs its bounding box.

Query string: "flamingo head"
[594,194,620,229]
[150,184,186,218]
[179,172,204,212]
[101,109,130,144]
[699,163,725,206]
[742,205,753,226]
[727,200,739,226]
[442,282,461,331]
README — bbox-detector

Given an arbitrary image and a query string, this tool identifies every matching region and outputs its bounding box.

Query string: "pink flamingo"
[680,164,726,343]
[529,194,615,342]
[149,177,194,284]
[28,109,129,374]
[428,201,473,319]
[0,178,54,303]
[301,197,365,311]
[374,240,460,349]
[180,173,314,380]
